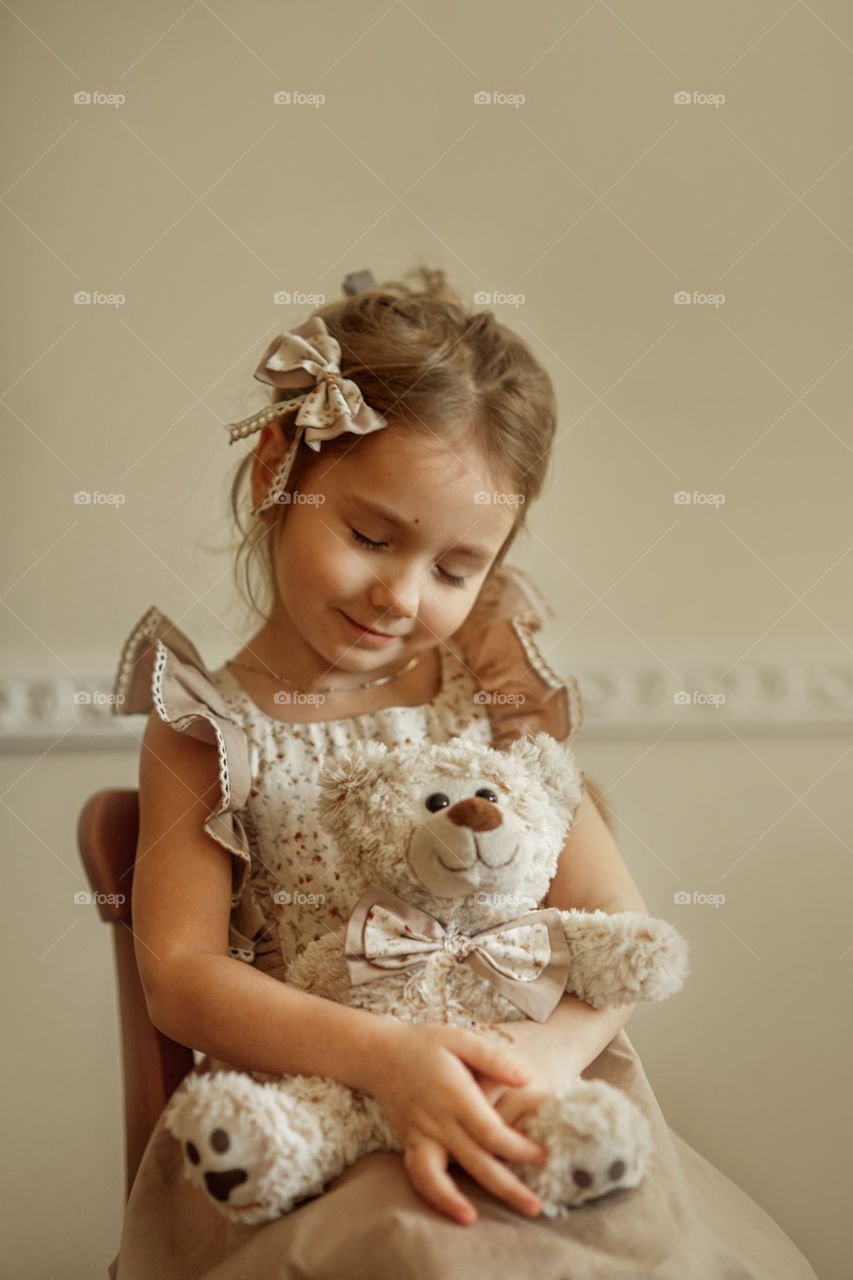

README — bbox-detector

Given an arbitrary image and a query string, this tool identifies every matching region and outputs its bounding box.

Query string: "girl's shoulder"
[110,605,254,907]
[451,562,584,750]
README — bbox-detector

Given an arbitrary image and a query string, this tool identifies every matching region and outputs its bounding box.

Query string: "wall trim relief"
[1,658,851,753]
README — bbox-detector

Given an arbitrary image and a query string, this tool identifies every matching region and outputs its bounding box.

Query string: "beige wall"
[3,2,851,1277]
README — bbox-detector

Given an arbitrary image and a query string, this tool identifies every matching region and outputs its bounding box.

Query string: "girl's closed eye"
[349,527,468,588]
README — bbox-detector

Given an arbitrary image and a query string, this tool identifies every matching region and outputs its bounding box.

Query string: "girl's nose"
[369,568,419,619]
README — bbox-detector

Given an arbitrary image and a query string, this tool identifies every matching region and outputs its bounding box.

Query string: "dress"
[106,565,817,1280]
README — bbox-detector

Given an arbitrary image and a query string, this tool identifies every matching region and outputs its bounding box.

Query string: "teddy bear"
[164,732,689,1225]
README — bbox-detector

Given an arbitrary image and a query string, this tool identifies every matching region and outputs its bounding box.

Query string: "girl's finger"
[477,1111,547,1166]
[445,1120,542,1219]
[475,1076,508,1107]
[451,1030,532,1087]
[447,1075,547,1165]
[464,1103,548,1167]
[403,1137,477,1226]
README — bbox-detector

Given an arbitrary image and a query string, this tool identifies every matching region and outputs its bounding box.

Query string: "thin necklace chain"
[225,651,424,695]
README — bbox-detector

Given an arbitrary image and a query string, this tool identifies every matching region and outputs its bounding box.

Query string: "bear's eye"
[425,792,450,812]
[475,788,499,803]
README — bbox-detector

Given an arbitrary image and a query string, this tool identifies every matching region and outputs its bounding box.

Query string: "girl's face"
[251,422,519,682]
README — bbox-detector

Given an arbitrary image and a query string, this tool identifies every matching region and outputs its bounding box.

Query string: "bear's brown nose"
[446,796,503,832]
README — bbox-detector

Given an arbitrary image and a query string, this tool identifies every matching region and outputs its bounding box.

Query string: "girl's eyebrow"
[347,493,493,562]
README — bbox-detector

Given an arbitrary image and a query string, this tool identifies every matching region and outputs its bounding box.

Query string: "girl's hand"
[474,1021,578,1147]
[364,1021,549,1225]
[479,1073,556,1131]
[474,1014,583,1122]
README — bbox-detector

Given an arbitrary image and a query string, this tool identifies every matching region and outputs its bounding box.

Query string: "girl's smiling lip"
[338,609,400,645]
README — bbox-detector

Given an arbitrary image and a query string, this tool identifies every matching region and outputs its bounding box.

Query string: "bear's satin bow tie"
[344,885,572,1022]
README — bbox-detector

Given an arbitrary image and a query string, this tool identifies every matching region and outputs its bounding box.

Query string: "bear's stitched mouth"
[436,835,517,872]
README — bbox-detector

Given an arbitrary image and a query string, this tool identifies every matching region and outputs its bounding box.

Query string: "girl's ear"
[250,422,288,513]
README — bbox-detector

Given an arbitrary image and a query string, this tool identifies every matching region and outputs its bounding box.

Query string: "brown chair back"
[77,789,194,1199]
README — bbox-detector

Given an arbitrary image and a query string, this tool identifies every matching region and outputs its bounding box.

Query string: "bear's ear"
[315,741,392,836]
[508,732,584,825]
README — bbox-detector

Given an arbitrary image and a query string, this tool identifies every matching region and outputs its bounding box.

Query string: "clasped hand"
[366,1021,557,1226]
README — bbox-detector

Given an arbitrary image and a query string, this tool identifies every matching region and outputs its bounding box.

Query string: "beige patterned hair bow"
[226,314,387,515]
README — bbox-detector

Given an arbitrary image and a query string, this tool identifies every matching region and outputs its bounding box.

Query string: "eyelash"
[349,528,468,589]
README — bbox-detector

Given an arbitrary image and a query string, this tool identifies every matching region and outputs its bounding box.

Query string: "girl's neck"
[225,635,444,724]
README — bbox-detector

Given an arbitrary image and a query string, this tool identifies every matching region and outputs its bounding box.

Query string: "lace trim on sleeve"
[111,606,254,905]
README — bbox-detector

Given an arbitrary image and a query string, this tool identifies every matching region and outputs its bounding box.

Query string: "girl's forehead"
[321,426,508,499]
[337,450,515,541]
[299,426,520,551]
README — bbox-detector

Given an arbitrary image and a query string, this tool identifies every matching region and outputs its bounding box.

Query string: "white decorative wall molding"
[1,658,852,753]
[0,673,141,755]
[565,659,853,739]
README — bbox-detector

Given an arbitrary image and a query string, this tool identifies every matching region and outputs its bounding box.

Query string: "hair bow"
[344,885,572,1022]
[226,314,387,515]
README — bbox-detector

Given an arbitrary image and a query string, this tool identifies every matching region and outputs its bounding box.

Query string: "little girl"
[107,269,817,1280]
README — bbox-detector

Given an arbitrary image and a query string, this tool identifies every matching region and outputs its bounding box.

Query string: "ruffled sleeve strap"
[449,564,584,751]
[111,606,253,906]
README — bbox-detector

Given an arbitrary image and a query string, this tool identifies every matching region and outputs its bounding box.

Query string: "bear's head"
[316,732,584,927]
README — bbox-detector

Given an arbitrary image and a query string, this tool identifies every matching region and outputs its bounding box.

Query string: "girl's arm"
[483,783,648,1111]
[134,713,391,1085]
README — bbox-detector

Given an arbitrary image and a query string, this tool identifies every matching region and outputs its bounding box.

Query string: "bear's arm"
[556,907,689,1008]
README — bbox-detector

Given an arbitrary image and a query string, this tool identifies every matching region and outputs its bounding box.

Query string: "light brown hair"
[228,264,558,625]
